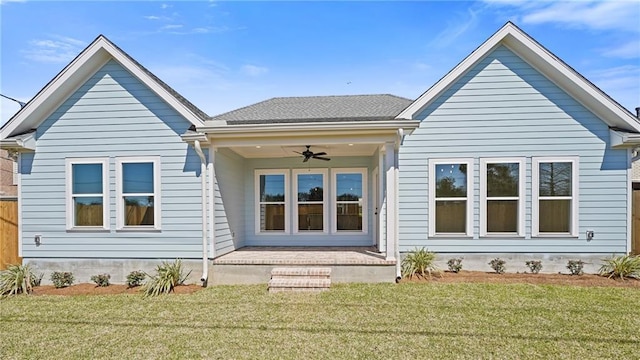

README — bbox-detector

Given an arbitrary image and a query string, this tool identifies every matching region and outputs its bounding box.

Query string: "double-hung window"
[256,170,288,233]
[293,169,327,233]
[66,158,109,230]
[116,157,161,230]
[480,158,525,236]
[429,159,473,236]
[532,157,578,236]
[333,169,367,233]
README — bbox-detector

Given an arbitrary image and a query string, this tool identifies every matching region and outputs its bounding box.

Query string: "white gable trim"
[0,35,204,140]
[397,22,640,133]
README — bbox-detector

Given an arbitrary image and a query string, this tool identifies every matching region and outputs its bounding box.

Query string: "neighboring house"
[1,22,639,283]
[0,149,18,197]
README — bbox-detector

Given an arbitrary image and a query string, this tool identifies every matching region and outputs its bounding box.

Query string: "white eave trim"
[198,120,420,135]
[611,129,640,148]
[1,35,204,140]
[396,22,640,133]
[0,132,36,151]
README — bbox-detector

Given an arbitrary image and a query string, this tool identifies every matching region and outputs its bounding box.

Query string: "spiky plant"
[598,255,640,280]
[401,248,439,279]
[0,264,41,296]
[143,259,191,297]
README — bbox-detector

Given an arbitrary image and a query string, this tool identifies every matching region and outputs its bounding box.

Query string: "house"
[1,22,639,284]
[0,149,18,197]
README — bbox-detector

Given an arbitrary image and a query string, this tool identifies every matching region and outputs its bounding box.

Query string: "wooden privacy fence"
[0,198,20,270]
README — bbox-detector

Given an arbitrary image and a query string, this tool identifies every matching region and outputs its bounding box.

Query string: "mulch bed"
[30,283,203,296]
[23,272,640,296]
[400,270,640,288]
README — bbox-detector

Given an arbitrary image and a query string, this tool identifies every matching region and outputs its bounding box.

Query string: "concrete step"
[268,267,332,293]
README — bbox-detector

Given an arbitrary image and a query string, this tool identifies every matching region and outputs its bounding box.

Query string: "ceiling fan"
[295,145,331,162]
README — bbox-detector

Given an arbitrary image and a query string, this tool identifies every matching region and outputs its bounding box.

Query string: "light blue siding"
[21,60,204,259]
[213,148,245,256]
[398,45,628,253]
[243,156,376,246]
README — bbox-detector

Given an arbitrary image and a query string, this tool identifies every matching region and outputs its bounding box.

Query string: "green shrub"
[598,255,640,280]
[567,260,585,275]
[447,258,463,273]
[401,248,439,279]
[126,270,146,288]
[90,273,111,287]
[489,258,506,274]
[0,264,41,296]
[525,260,543,274]
[143,259,191,297]
[50,271,74,288]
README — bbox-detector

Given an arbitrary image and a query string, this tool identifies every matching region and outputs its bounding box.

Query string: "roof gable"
[397,22,640,133]
[208,94,413,124]
[1,35,206,139]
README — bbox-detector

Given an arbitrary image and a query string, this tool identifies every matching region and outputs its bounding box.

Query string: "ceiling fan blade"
[293,151,304,155]
[313,156,331,161]
[303,157,310,163]
[313,152,327,156]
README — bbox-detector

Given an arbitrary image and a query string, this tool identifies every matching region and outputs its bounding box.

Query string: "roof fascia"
[1,36,204,140]
[199,120,420,135]
[611,129,640,149]
[0,132,35,151]
[396,22,640,133]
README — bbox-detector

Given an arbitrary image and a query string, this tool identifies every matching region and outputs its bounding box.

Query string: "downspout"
[193,140,208,285]
[395,128,404,280]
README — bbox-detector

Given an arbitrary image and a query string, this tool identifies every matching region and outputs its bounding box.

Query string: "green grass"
[1,283,638,359]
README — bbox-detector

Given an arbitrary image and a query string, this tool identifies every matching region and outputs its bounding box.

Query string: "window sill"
[429,234,474,239]
[333,231,368,235]
[67,227,110,233]
[480,234,525,238]
[116,227,161,233]
[532,234,579,238]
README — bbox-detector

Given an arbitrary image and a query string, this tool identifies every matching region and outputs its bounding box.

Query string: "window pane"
[337,203,362,231]
[487,163,518,197]
[259,174,285,202]
[123,162,154,194]
[487,200,518,233]
[435,200,466,233]
[297,174,323,201]
[298,204,323,231]
[336,173,363,201]
[72,164,102,194]
[124,196,155,226]
[435,164,467,197]
[539,162,572,197]
[539,199,570,232]
[74,197,103,226]
[259,204,285,231]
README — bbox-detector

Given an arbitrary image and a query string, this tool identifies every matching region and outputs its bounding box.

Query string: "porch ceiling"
[230,143,379,158]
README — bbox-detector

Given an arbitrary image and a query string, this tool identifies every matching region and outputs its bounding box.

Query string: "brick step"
[268,267,332,293]
[270,267,331,277]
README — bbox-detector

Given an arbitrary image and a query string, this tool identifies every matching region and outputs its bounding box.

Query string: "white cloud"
[429,8,480,48]
[602,40,640,59]
[161,24,183,30]
[588,65,640,112]
[484,1,640,33]
[160,4,171,9]
[241,65,268,76]
[22,35,86,64]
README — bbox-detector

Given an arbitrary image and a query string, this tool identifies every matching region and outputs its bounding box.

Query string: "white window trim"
[532,156,579,237]
[115,156,161,231]
[65,157,110,231]
[292,168,328,234]
[254,169,289,235]
[331,168,368,234]
[480,158,525,237]
[428,159,474,237]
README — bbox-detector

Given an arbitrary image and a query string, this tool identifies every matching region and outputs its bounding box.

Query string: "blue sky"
[1,0,639,125]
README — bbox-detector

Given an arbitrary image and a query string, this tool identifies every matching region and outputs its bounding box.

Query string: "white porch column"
[208,146,216,258]
[384,142,397,261]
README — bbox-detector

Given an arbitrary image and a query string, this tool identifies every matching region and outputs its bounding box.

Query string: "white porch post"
[208,146,216,258]
[384,142,397,261]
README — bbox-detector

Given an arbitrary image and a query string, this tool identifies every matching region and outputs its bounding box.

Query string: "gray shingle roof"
[208,94,413,124]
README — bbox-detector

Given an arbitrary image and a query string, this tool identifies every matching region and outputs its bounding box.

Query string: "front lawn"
[1,283,638,359]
